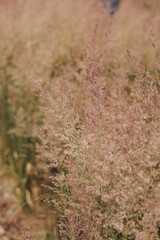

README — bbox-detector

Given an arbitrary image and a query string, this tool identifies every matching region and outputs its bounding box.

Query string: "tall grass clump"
[37,28,160,240]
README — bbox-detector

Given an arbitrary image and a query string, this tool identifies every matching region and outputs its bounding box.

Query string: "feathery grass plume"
[37,32,160,239]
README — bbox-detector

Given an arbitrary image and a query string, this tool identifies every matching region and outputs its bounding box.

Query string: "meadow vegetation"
[1,0,160,239]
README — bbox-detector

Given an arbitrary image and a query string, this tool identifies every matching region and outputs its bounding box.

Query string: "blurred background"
[0,0,160,239]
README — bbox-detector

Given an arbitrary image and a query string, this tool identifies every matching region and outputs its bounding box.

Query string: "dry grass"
[0,0,160,239]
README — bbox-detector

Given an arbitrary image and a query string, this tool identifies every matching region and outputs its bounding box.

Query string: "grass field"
[0,0,160,239]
